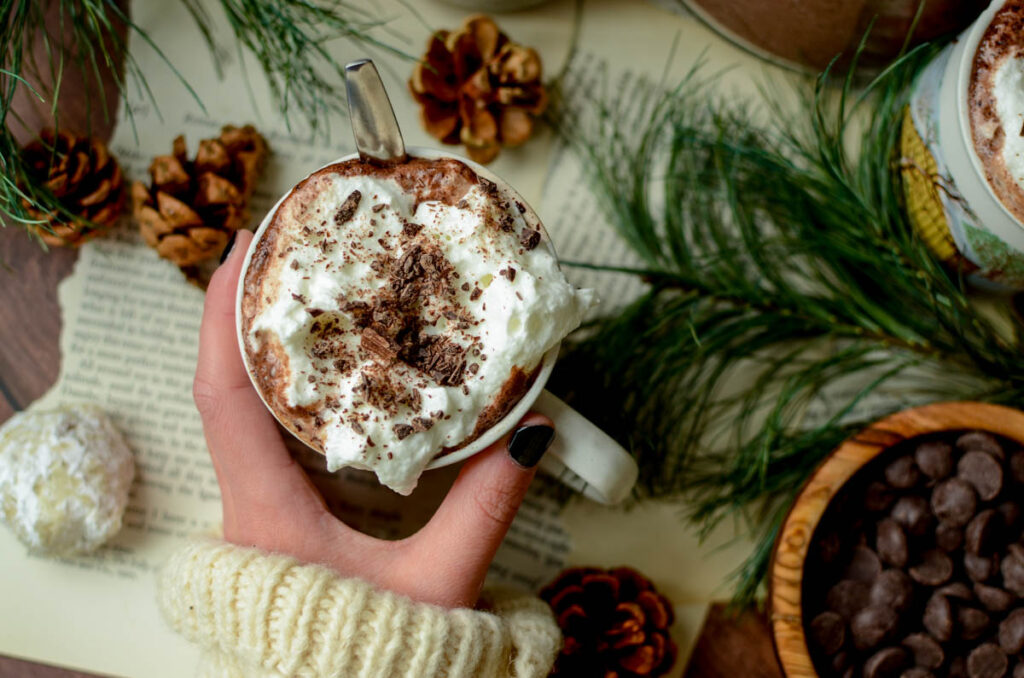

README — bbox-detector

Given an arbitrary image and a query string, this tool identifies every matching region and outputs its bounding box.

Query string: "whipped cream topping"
[992,56,1024,199]
[244,158,594,494]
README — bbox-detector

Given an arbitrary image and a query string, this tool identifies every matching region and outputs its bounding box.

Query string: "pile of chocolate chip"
[804,430,1024,678]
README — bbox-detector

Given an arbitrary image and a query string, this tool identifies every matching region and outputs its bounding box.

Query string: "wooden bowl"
[768,401,1024,677]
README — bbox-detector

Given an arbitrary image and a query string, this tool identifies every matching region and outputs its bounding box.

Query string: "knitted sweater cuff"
[157,539,561,678]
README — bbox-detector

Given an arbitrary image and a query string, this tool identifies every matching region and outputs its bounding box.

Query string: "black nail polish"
[507,425,554,468]
[219,231,239,265]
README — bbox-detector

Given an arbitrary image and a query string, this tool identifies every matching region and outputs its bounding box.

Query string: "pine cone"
[20,129,125,247]
[541,566,677,678]
[409,15,547,164]
[132,125,268,273]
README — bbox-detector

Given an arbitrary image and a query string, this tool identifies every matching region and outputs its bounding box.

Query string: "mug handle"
[532,390,638,505]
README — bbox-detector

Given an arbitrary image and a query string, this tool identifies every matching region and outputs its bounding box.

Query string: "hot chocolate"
[240,156,594,494]
[968,1,1024,225]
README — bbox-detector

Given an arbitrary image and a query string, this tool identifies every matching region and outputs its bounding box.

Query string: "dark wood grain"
[0,656,104,678]
[0,0,121,674]
[0,227,76,418]
[684,603,784,678]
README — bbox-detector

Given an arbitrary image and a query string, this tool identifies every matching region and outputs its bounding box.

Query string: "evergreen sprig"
[547,45,1024,603]
[2,0,409,242]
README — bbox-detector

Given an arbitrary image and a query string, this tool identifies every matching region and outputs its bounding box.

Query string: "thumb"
[409,413,555,605]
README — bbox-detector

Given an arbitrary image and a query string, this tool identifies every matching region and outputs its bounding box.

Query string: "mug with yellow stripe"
[902,0,1024,291]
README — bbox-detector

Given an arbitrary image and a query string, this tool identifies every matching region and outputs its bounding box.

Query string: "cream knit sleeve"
[157,539,561,678]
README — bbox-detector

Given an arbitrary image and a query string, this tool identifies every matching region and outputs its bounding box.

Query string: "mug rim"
[950,0,1024,232]
[234,146,560,473]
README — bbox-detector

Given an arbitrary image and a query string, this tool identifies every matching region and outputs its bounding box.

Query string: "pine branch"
[2,0,411,242]
[183,0,416,138]
[547,44,1024,604]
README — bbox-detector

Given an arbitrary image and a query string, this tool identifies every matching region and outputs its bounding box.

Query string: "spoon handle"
[345,59,408,165]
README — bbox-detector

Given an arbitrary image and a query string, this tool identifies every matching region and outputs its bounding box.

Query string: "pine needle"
[547,43,1024,604]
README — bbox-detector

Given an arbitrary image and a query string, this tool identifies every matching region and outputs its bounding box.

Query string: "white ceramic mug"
[234,151,638,505]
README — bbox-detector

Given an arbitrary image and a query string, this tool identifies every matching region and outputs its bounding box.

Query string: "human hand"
[192,230,555,609]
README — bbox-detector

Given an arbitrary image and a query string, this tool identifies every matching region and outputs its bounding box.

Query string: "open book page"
[0,2,781,677]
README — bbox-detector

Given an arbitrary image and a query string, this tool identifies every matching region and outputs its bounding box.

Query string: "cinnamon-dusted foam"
[242,157,594,494]
[969,1,1024,224]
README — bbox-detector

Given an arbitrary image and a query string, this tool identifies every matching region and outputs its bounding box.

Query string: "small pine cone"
[20,129,125,247]
[541,566,677,678]
[132,125,267,274]
[409,15,547,164]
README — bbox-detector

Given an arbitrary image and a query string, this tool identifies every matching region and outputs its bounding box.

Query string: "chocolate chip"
[901,669,935,678]
[810,611,846,654]
[974,583,1015,612]
[863,647,909,678]
[950,657,969,678]
[932,478,978,527]
[916,440,954,480]
[936,582,975,601]
[828,579,872,619]
[871,570,915,612]
[959,451,1004,501]
[957,432,1004,460]
[847,545,883,582]
[867,481,897,512]
[998,501,1021,532]
[893,495,934,536]
[902,633,944,670]
[999,609,1024,654]
[1014,665,1024,678]
[967,643,1007,678]
[877,519,909,568]
[832,650,851,673]
[959,607,991,640]
[909,549,954,586]
[924,592,954,641]
[966,510,1002,556]
[1009,451,1024,485]
[937,522,966,552]
[886,456,922,489]
[852,605,901,650]
[966,553,1000,582]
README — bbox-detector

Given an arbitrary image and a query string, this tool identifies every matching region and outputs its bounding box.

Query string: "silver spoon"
[344,59,407,165]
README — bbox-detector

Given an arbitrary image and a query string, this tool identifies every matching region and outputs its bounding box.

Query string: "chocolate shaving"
[361,327,397,362]
[334,190,362,225]
[501,267,516,281]
[402,222,424,238]
[520,228,541,250]
[307,308,325,317]
[393,423,414,440]
[291,292,307,304]
[372,203,385,213]
[470,287,483,301]
[478,177,498,196]
[412,417,434,432]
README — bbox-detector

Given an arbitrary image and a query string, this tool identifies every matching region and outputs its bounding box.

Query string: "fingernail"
[507,425,554,468]
[219,231,239,265]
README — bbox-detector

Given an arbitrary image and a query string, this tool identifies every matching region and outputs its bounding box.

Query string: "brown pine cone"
[132,124,268,274]
[20,129,125,247]
[541,566,677,678]
[409,15,547,164]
